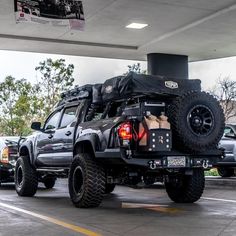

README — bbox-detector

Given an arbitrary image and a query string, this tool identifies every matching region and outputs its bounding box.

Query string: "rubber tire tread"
[165,168,205,203]
[217,167,235,177]
[168,91,225,152]
[15,156,38,197]
[68,153,105,208]
[105,183,116,194]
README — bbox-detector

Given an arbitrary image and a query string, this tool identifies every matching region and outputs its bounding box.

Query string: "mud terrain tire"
[69,153,105,208]
[15,156,38,197]
[217,167,235,177]
[165,168,205,203]
[168,91,225,152]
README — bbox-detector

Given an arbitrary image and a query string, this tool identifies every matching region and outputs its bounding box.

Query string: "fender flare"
[73,133,100,157]
[19,141,34,165]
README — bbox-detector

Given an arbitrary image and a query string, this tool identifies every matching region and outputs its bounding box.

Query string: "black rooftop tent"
[59,72,201,106]
[101,72,201,102]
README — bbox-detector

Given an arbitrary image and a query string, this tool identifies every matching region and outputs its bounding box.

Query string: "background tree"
[0,58,75,136]
[35,58,75,117]
[124,63,146,75]
[0,76,40,136]
[210,77,236,121]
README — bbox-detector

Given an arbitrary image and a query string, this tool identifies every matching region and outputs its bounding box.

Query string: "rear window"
[85,105,104,122]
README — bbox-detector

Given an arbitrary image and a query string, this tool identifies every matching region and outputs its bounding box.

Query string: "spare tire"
[168,91,225,152]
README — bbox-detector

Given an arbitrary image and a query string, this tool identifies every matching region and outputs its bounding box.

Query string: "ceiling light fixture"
[126,23,148,29]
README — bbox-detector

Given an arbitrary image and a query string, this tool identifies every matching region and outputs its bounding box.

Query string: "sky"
[189,57,236,90]
[0,50,146,86]
[0,50,236,91]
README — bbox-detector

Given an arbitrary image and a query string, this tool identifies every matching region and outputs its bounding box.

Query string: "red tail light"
[118,122,133,140]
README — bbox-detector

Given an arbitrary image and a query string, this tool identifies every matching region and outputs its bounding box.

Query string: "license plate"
[167,156,186,167]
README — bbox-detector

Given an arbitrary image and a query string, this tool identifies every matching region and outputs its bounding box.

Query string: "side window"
[60,106,78,128]
[44,111,61,130]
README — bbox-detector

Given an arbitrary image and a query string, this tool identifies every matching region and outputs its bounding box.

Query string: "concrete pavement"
[0,180,235,236]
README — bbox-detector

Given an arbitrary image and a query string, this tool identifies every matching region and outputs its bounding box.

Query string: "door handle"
[48,134,53,139]
[65,131,72,136]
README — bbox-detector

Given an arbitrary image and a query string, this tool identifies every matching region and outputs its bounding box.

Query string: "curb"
[205,176,236,188]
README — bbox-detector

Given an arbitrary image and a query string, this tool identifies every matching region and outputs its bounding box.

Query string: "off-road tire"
[68,153,105,208]
[168,91,225,152]
[15,156,38,197]
[43,177,57,189]
[165,168,205,203]
[217,167,235,177]
[105,183,116,194]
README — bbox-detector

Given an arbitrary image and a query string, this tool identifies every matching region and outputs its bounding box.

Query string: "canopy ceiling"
[1,0,236,61]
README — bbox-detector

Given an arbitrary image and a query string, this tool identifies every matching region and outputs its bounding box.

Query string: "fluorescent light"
[126,23,148,29]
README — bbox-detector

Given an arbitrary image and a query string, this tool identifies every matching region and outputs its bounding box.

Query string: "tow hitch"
[148,160,161,170]
[202,159,209,169]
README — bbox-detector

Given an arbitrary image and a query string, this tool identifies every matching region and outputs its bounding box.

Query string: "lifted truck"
[15,73,225,208]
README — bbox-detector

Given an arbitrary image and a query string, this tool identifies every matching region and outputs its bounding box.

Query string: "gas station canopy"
[1,0,236,61]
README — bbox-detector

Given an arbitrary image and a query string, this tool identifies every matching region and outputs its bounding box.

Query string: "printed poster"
[15,0,85,30]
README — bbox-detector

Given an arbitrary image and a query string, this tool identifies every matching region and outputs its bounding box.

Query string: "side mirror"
[31,122,41,131]
[225,133,236,139]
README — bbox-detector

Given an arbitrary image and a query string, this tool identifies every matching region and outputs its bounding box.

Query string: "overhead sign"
[15,0,85,30]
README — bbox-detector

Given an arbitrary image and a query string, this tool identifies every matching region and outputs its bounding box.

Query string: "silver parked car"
[217,124,236,177]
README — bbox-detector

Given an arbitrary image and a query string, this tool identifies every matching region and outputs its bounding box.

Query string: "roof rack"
[57,84,93,107]
[56,72,201,107]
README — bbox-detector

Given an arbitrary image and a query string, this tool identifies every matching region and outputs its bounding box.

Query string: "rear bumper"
[95,148,224,170]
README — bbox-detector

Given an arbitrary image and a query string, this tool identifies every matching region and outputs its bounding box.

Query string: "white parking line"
[202,197,236,203]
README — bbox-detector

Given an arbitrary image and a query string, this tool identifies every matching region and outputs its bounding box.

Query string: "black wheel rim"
[72,166,84,197]
[17,166,23,188]
[187,105,214,136]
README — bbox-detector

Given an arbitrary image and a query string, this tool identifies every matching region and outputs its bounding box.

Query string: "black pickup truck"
[15,73,225,208]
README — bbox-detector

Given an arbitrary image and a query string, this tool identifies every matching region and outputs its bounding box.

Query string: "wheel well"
[73,141,95,156]
[20,146,30,157]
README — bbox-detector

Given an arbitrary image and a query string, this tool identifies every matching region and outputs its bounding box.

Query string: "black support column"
[147,53,189,79]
